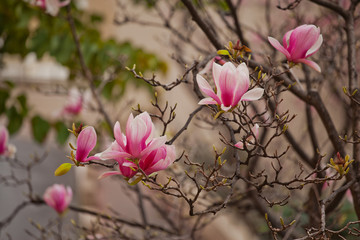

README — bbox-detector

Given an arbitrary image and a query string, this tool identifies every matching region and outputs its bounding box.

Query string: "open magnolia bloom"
[235,124,259,149]
[268,24,323,72]
[0,126,16,158]
[43,184,72,214]
[96,112,176,180]
[197,62,264,111]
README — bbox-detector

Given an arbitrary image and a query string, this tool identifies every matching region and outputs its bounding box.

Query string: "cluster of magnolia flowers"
[46,112,177,214]
[2,23,324,214]
[57,112,176,182]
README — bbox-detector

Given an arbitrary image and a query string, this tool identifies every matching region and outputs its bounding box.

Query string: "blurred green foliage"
[0,0,167,144]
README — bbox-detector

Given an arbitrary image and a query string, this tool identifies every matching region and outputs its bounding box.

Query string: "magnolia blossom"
[62,88,83,116]
[268,24,323,72]
[43,184,72,214]
[34,0,70,16]
[197,62,264,111]
[235,124,259,149]
[97,112,176,179]
[0,126,16,158]
[74,126,98,163]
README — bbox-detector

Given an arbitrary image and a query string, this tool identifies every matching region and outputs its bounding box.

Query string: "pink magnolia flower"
[0,126,16,158]
[34,0,70,16]
[268,24,323,72]
[43,184,72,214]
[74,126,98,163]
[62,88,83,116]
[0,126,9,155]
[197,62,264,111]
[97,112,176,179]
[235,124,259,149]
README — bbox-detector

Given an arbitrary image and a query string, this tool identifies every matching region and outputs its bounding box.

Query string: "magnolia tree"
[1,0,360,239]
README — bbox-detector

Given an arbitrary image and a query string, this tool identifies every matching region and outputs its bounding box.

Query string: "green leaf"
[6,106,23,134]
[54,121,70,145]
[0,89,10,115]
[54,163,72,176]
[90,14,103,24]
[127,175,144,185]
[31,115,51,143]
[217,50,230,56]
[16,94,28,116]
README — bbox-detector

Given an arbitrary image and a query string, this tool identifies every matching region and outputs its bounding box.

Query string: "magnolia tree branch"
[247,59,346,156]
[29,198,175,235]
[345,1,360,220]
[224,0,249,47]
[167,105,204,145]
[309,0,347,18]
[180,0,222,50]
[3,1,360,239]
[66,6,113,129]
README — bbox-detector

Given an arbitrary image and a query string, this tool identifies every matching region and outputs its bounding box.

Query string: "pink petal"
[233,63,250,105]
[114,121,126,149]
[43,184,72,214]
[126,113,134,133]
[0,126,9,154]
[268,37,291,59]
[198,98,217,105]
[219,62,237,107]
[98,149,132,161]
[64,186,73,208]
[296,59,321,72]
[143,145,175,175]
[288,25,320,59]
[140,149,160,172]
[140,136,167,158]
[220,104,232,112]
[282,30,294,49]
[85,156,101,161]
[98,171,123,180]
[122,161,137,168]
[76,126,97,162]
[197,74,221,104]
[235,141,244,149]
[212,62,223,90]
[136,112,154,143]
[119,164,137,178]
[306,34,323,57]
[126,116,147,157]
[240,88,264,101]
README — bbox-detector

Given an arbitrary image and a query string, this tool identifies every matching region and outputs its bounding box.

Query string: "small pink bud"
[43,184,72,214]
[75,126,98,163]
[235,124,259,149]
[214,56,226,66]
